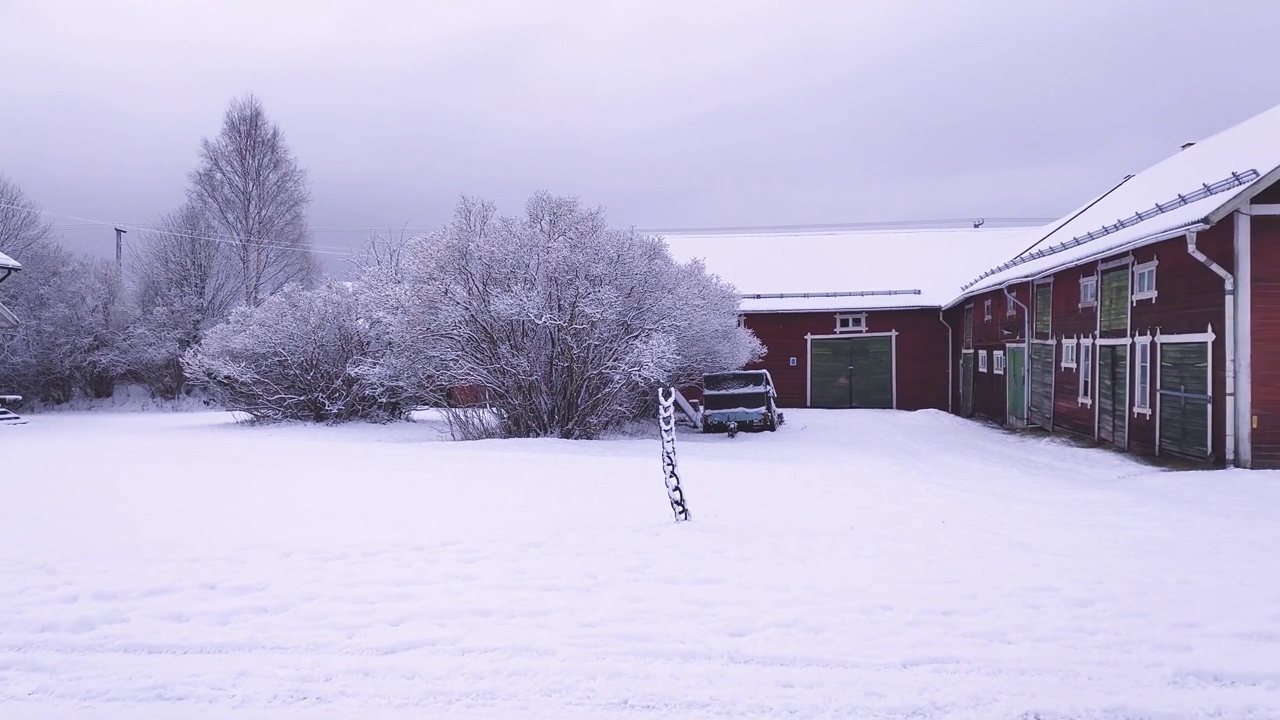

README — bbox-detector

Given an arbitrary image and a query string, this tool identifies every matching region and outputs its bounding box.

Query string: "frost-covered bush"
[358,193,763,439]
[0,178,130,403]
[183,283,418,422]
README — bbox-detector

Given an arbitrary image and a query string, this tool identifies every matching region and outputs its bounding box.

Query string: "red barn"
[665,227,1039,412]
[945,103,1280,468]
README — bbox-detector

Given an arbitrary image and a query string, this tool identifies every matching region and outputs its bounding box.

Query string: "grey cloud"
[2,0,1279,272]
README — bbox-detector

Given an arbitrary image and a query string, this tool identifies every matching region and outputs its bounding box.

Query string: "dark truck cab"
[700,370,783,436]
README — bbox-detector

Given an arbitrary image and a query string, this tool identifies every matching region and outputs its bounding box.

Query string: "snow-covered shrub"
[182,283,418,422]
[358,193,763,439]
[0,180,130,403]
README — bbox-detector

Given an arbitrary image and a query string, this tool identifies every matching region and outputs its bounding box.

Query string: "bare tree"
[95,204,242,397]
[131,203,238,330]
[189,94,316,307]
[0,174,54,261]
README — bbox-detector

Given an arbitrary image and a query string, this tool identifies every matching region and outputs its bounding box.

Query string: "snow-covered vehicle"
[700,370,783,436]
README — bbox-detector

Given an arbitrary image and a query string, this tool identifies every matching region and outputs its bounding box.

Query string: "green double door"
[1006,345,1026,426]
[1098,345,1129,448]
[1029,343,1054,429]
[1159,343,1211,458]
[810,336,894,409]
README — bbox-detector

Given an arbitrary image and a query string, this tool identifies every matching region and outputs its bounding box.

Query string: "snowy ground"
[2,410,1279,719]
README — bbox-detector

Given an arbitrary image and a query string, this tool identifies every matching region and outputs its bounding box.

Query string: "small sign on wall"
[789,357,797,366]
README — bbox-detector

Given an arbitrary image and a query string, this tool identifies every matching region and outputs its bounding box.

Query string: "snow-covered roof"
[0,250,19,271]
[956,103,1280,301]
[664,226,1043,313]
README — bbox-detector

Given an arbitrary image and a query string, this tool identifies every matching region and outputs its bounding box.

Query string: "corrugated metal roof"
[956,103,1280,300]
[0,250,19,271]
[664,226,1043,313]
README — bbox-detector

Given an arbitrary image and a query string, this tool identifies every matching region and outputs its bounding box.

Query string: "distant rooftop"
[663,226,1043,313]
[0,249,19,271]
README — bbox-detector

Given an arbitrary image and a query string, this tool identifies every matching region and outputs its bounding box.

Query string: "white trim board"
[804,331,900,340]
[1156,326,1217,344]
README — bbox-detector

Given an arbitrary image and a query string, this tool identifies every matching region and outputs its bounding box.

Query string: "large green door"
[809,337,893,408]
[1029,342,1054,429]
[810,338,852,408]
[960,352,974,417]
[1006,345,1026,425]
[1097,345,1129,448]
[1099,268,1129,333]
[1159,343,1211,458]
[849,336,893,408]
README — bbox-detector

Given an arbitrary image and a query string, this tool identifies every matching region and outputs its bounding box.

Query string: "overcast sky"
[3,0,1279,270]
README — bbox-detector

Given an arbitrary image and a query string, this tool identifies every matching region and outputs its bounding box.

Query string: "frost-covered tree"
[189,94,316,307]
[183,282,419,422]
[0,174,53,261]
[358,193,763,439]
[0,176,127,402]
[109,204,240,397]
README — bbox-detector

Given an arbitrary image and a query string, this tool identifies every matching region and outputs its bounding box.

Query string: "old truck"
[700,370,783,436]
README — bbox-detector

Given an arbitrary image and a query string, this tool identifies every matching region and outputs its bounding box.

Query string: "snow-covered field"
[2,410,1279,719]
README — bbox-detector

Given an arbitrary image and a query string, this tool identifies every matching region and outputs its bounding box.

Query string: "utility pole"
[114,226,127,269]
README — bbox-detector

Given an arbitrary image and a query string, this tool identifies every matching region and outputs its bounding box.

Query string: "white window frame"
[978,349,988,373]
[1079,275,1098,308]
[1133,335,1153,416]
[1061,337,1078,370]
[993,350,1006,375]
[834,313,867,333]
[1132,260,1158,303]
[737,314,746,328]
[984,299,992,322]
[1006,290,1017,317]
[1078,338,1094,406]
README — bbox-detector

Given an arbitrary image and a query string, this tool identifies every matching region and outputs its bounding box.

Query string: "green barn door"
[809,337,894,409]
[849,336,893,408]
[1097,345,1129,448]
[1099,267,1129,333]
[1159,343,1211,458]
[1029,343,1054,429]
[1006,345,1026,426]
[960,352,974,417]
[810,338,852,408]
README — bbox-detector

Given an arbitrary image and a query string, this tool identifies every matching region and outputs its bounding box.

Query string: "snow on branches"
[182,283,421,423]
[358,193,763,439]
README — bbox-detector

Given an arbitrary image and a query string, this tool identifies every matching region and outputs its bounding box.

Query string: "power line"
[635,217,1055,235]
[17,201,1060,256]
[3,202,358,256]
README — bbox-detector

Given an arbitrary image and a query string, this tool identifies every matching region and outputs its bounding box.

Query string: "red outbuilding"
[670,103,1280,470]
[665,227,1039,412]
[944,103,1280,468]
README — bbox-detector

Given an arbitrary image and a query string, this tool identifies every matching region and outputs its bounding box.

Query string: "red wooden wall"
[940,282,1030,425]
[1047,259,1098,439]
[945,222,1233,464]
[742,308,949,410]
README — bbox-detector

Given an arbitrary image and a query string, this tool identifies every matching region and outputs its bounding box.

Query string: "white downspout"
[938,310,953,413]
[1003,284,1032,425]
[1186,230,1236,466]
[1234,210,1253,468]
